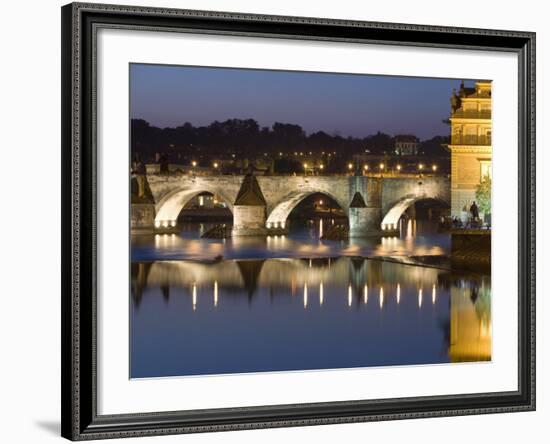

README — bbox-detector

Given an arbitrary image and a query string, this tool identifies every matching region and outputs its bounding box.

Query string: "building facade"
[448,81,492,218]
[394,135,419,156]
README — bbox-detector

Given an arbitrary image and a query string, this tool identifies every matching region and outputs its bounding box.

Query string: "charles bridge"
[131,171,450,237]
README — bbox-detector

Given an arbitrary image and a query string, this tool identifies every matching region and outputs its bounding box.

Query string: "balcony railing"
[451,135,492,145]
[451,110,492,119]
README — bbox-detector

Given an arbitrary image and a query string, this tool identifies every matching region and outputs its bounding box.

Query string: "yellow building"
[448,81,492,217]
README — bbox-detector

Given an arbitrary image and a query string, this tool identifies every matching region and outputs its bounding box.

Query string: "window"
[480,160,492,179]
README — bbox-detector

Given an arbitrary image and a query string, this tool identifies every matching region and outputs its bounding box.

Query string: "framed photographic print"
[61,2,536,440]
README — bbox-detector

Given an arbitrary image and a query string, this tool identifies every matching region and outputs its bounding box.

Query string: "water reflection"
[131,219,448,263]
[131,257,491,378]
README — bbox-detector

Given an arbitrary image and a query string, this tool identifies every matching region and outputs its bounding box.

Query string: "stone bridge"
[132,173,450,236]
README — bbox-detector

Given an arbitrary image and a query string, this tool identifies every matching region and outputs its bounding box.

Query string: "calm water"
[131,219,449,262]
[130,219,491,378]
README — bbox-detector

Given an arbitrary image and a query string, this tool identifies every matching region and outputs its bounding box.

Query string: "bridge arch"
[381,195,450,230]
[154,187,234,228]
[265,190,348,229]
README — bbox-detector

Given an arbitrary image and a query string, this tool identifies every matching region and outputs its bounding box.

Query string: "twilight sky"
[130,64,476,140]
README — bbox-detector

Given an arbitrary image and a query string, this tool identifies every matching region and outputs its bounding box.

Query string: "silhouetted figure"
[159,153,169,174]
[470,201,479,221]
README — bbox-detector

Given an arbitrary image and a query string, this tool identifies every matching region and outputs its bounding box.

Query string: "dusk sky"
[130,64,477,140]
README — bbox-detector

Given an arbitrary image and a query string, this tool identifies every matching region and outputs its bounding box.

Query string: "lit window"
[480,160,492,179]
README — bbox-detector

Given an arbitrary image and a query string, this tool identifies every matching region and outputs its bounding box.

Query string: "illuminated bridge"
[131,172,450,237]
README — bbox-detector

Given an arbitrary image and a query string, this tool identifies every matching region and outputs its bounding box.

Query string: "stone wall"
[451,230,491,272]
[130,203,155,230]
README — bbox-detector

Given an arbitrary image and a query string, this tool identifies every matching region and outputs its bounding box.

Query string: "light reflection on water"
[132,219,448,262]
[130,257,491,378]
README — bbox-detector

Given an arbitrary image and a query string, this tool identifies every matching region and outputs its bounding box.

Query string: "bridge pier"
[348,192,382,237]
[349,207,383,237]
[348,180,385,237]
[231,173,268,236]
[130,203,157,232]
[232,205,267,236]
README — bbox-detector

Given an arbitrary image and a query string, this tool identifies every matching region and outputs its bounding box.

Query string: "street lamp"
[213,162,219,169]
[418,163,424,170]
[348,163,353,171]
[191,160,197,167]
[379,163,385,170]
[363,164,369,172]
[432,164,437,172]
[396,164,402,172]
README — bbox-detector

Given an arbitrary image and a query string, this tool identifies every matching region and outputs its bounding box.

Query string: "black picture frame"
[61,2,536,440]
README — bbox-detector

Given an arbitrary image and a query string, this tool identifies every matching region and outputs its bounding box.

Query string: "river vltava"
[130,219,491,378]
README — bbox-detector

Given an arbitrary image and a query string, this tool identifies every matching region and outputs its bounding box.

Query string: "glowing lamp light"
[154,220,161,228]
[432,164,437,171]
[191,160,197,167]
[396,165,402,171]
[348,163,353,170]
[303,163,308,169]
[418,163,424,170]
[379,163,385,170]
[363,164,369,170]
[213,162,219,168]
[319,164,324,170]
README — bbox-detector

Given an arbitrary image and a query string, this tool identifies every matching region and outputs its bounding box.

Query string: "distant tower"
[447,81,492,217]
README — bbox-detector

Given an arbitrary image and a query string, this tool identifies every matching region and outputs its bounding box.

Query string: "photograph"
[129,64,493,379]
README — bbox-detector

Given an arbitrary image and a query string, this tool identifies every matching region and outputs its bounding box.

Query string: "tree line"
[131,118,450,164]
